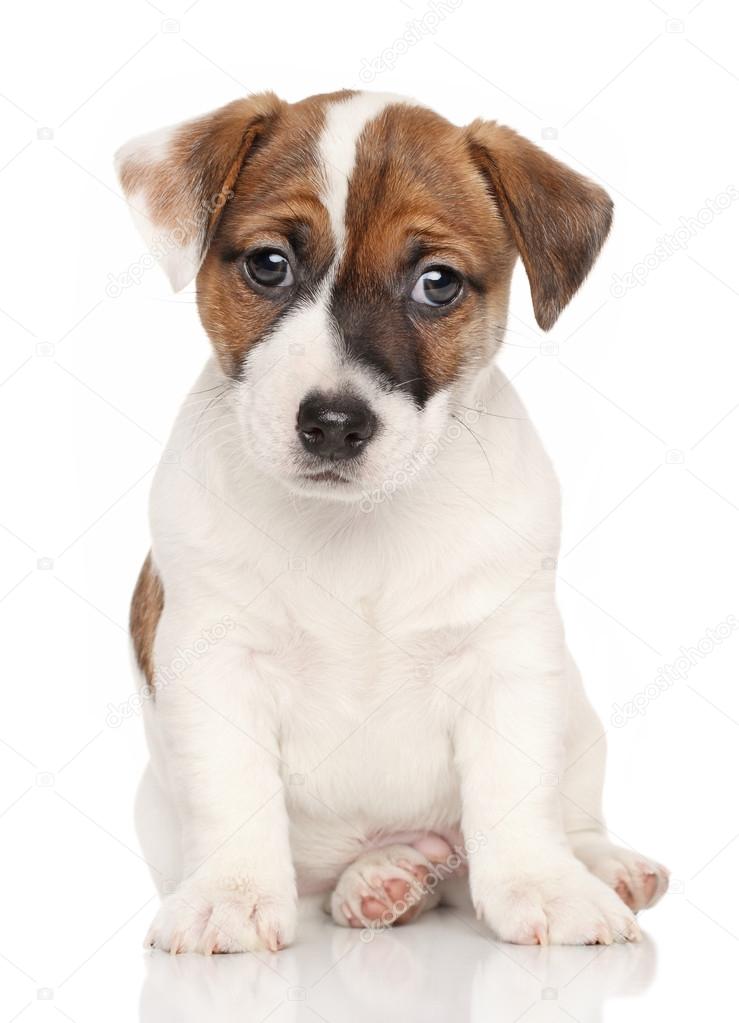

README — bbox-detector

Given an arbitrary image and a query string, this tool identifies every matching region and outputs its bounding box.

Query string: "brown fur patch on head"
[330,102,517,403]
[466,120,613,330]
[130,553,163,689]
[196,92,353,376]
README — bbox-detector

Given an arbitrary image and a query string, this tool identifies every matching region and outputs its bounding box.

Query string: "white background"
[1,0,738,1019]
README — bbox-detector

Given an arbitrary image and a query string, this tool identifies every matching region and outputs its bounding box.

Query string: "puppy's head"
[116,90,611,501]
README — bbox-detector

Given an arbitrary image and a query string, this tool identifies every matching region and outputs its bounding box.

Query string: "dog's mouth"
[300,468,351,485]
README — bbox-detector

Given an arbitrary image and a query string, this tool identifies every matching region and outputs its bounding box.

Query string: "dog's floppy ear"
[115,92,284,291]
[466,121,613,330]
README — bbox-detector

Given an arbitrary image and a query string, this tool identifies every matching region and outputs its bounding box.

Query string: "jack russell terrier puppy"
[117,89,669,954]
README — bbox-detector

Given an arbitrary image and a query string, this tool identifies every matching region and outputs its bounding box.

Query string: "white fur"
[318,92,407,251]
[134,94,666,954]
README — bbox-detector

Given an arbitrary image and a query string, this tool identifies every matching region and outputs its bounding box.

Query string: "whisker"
[179,402,234,426]
[186,420,235,455]
[450,401,529,423]
[452,413,495,487]
[188,382,234,397]
[390,376,425,394]
[189,384,232,441]
[181,389,234,453]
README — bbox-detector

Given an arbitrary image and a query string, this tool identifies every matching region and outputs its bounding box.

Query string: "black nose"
[297,393,376,460]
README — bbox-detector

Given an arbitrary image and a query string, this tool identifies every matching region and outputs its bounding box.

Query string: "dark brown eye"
[244,249,294,288]
[411,266,462,306]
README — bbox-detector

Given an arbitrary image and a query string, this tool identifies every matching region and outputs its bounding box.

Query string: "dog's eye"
[411,266,462,307]
[244,249,294,288]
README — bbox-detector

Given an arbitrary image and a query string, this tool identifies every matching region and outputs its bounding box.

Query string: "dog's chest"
[248,576,471,830]
[210,488,512,831]
[279,653,462,831]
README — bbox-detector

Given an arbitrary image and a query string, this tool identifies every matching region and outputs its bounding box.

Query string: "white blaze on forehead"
[317,92,409,254]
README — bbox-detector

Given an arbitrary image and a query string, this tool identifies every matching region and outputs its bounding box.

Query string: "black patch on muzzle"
[328,280,430,406]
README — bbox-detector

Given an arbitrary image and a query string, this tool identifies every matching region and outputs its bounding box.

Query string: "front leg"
[145,605,296,954]
[454,580,640,945]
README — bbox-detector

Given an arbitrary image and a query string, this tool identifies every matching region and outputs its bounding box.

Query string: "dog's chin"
[284,467,367,504]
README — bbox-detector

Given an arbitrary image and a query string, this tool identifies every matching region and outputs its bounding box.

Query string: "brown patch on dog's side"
[466,120,613,331]
[130,553,164,688]
[331,102,516,402]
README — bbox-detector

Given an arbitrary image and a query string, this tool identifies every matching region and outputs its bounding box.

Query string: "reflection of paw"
[329,844,445,928]
[145,877,297,954]
[474,864,641,945]
[574,841,670,912]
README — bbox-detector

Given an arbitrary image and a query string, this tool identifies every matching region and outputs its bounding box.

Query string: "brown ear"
[466,120,613,330]
[115,92,284,290]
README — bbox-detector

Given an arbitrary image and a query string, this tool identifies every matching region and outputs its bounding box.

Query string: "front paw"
[145,876,297,954]
[473,863,641,946]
